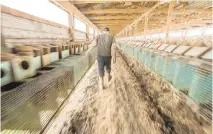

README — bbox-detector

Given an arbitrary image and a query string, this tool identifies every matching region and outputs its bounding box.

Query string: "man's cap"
[104,27,110,31]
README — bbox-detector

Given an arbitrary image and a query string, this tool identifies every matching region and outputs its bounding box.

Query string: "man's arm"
[86,36,98,55]
[112,37,116,63]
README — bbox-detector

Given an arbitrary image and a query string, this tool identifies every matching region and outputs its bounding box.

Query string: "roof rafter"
[82,8,211,14]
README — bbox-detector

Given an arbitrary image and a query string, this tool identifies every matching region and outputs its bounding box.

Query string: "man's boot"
[99,77,104,90]
[106,73,112,82]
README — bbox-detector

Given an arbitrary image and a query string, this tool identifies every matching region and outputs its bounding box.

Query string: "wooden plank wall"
[1,6,71,47]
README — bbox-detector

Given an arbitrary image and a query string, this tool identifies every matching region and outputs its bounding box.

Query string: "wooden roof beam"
[83,8,162,14]
[92,20,132,24]
[89,14,212,21]
[92,19,165,24]
[117,1,165,36]
[165,1,175,41]
[82,8,212,14]
[69,0,210,2]
[69,0,159,3]
[88,15,138,20]
[88,15,175,20]
[97,24,126,27]
[71,2,106,4]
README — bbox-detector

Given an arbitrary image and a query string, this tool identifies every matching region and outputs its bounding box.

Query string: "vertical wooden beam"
[68,12,74,28]
[144,15,149,34]
[165,1,175,42]
[134,23,137,37]
[68,13,74,41]
[131,26,133,36]
[86,24,89,41]
[116,1,164,37]
[183,20,190,39]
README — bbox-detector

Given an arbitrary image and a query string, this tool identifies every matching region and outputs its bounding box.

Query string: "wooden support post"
[144,15,149,34]
[165,1,175,42]
[86,24,89,41]
[183,20,190,40]
[117,1,164,37]
[134,23,137,37]
[68,13,74,41]
[69,12,74,28]
[131,27,134,36]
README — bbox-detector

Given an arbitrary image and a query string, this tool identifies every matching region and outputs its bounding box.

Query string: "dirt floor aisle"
[46,52,163,134]
[46,51,211,134]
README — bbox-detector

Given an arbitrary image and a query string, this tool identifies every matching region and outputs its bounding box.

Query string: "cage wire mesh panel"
[138,49,143,63]
[189,67,212,121]
[155,55,166,76]
[133,47,139,59]
[1,49,97,133]
[118,42,212,122]
[163,57,178,82]
[150,53,157,71]
[1,67,74,133]
[172,62,195,93]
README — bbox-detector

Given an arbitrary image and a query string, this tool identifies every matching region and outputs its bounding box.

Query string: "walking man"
[86,27,116,90]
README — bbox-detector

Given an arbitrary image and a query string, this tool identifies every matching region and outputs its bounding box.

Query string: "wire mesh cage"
[138,49,143,63]
[146,52,156,68]
[119,42,212,122]
[1,47,97,133]
[1,67,74,133]
[172,62,196,94]
[189,70,212,104]
[128,46,134,57]
[163,57,178,82]
[154,55,166,76]
[150,53,158,70]
[188,66,212,121]
[133,47,140,60]
[143,50,149,66]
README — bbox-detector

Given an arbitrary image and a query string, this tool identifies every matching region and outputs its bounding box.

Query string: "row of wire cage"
[1,48,97,134]
[119,42,212,122]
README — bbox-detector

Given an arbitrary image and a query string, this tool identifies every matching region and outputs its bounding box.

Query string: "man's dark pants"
[97,56,112,77]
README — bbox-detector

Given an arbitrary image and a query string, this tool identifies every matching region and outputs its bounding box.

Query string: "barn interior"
[0,0,212,134]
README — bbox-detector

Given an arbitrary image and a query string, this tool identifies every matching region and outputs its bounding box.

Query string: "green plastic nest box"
[62,50,70,59]
[33,56,42,70]
[42,54,51,66]
[1,61,13,86]
[75,47,79,54]
[12,56,36,81]
[50,52,59,63]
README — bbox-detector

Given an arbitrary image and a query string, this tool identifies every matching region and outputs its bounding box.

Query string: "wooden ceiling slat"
[89,15,209,21]
[82,8,211,14]
[88,15,138,20]
[67,1,212,35]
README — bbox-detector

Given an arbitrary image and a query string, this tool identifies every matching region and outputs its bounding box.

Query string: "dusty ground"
[46,50,211,134]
